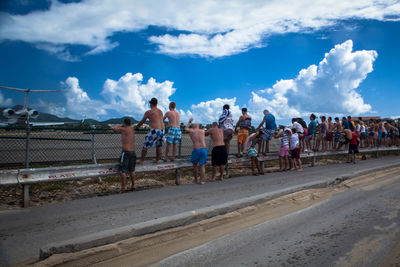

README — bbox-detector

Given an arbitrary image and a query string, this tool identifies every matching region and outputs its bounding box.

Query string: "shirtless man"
[185,118,207,184]
[163,102,181,162]
[206,122,227,181]
[337,128,352,150]
[111,118,136,192]
[135,98,165,164]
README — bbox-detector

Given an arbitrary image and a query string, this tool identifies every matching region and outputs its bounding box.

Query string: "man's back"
[121,126,135,151]
[190,129,206,149]
[148,107,164,129]
[166,110,180,128]
[206,127,224,147]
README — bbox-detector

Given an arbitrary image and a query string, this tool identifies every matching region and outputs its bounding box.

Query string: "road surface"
[0,156,399,265]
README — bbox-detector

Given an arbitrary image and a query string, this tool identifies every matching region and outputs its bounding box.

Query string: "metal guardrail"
[1,146,399,207]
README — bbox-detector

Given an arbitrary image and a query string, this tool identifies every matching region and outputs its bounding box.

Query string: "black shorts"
[120,151,136,173]
[212,145,228,166]
[348,144,359,154]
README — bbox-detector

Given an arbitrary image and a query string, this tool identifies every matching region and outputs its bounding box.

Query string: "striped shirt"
[281,132,289,147]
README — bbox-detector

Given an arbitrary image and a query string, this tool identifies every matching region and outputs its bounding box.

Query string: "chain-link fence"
[0,126,282,168]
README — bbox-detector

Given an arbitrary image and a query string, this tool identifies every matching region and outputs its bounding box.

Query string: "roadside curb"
[39,162,400,261]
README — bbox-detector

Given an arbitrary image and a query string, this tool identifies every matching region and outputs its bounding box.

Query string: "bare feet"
[170,157,175,162]
[199,181,205,185]
[193,179,198,184]
[297,168,303,171]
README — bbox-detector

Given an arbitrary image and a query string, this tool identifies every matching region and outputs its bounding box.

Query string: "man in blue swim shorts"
[135,98,165,164]
[255,109,277,156]
[185,118,208,184]
[163,102,182,162]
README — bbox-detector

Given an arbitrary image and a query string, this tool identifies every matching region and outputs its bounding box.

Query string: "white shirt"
[292,121,304,134]
[290,133,299,150]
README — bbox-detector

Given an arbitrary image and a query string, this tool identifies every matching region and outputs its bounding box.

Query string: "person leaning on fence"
[163,102,181,162]
[135,98,165,164]
[289,128,303,171]
[218,104,235,154]
[347,131,360,164]
[275,128,291,172]
[111,118,137,193]
[246,130,264,176]
[235,107,252,158]
[256,109,277,156]
[185,118,207,185]
[205,122,228,181]
[305,114,317,152]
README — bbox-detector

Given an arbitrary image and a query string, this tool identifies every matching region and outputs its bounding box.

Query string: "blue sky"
[0,0,399,125]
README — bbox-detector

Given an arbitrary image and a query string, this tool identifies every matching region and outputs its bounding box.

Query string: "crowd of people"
[111,97,400,191]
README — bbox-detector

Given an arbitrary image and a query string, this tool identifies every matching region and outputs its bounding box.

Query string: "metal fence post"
[178,140,182,158]
[23,124,31,208]
[175,168,180,185]
[311,155,316,167]
[260,160,265,173]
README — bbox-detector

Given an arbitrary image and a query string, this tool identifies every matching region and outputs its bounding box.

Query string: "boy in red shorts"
[347,131,360,164]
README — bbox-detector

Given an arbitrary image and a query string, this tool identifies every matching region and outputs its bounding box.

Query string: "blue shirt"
[263,113,277,130]
[308,120,317,135]
[342,120,349,130]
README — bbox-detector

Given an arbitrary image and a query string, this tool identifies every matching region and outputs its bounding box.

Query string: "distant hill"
[0,106,137,125]
[103,117,138,125]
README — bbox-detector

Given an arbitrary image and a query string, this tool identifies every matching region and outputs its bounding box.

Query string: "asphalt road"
[1,156,399,265]
[160,167,400,267]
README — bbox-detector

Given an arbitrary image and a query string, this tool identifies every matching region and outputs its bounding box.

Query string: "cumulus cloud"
[249,40,376,120]
[0,92,13,107]
[0,0,399,59]
[101,72,176,119]
[40,73,176,120]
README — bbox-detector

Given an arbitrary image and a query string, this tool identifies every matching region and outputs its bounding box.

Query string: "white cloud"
[101,72,176,119]
[249,40,376,120]
[40,73,176,120]
[0,0,399,59]
[60,77,108,119]
[35,43,80,62]
[0,92,13,106]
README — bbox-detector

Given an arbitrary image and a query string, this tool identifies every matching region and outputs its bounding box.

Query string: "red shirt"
[350,133,359,145]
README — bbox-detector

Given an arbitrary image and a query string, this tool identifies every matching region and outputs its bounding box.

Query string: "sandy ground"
[29,167,400,267]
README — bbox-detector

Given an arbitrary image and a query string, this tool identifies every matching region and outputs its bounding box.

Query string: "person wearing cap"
[135,98,165,164]
[255,109,277,156]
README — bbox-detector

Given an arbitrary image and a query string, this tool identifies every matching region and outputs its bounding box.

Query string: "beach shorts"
[334,132,341,142]
[369,131,375,137]
[291,147,301,159]
[303,129,308,140]
[211,145,228,166]
[166,127,182,144]
[360,132,366,140]
[263,129,275,141]
[326,132,333,141]
[223,129,234,142]
[237,129,249,144]
[248,147,258,157]
[119,151,136,174]
[377,130,382,141]
[191,148,208,165]
[144,129,165,149]
[348,144,359,154]
[305,134,313,142]
[279,145,289,157]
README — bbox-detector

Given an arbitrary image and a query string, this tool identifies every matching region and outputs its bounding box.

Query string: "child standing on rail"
[275,128,291,172]
[347,131,360,164]
[289,128,303,171]
[246,130,264,176]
